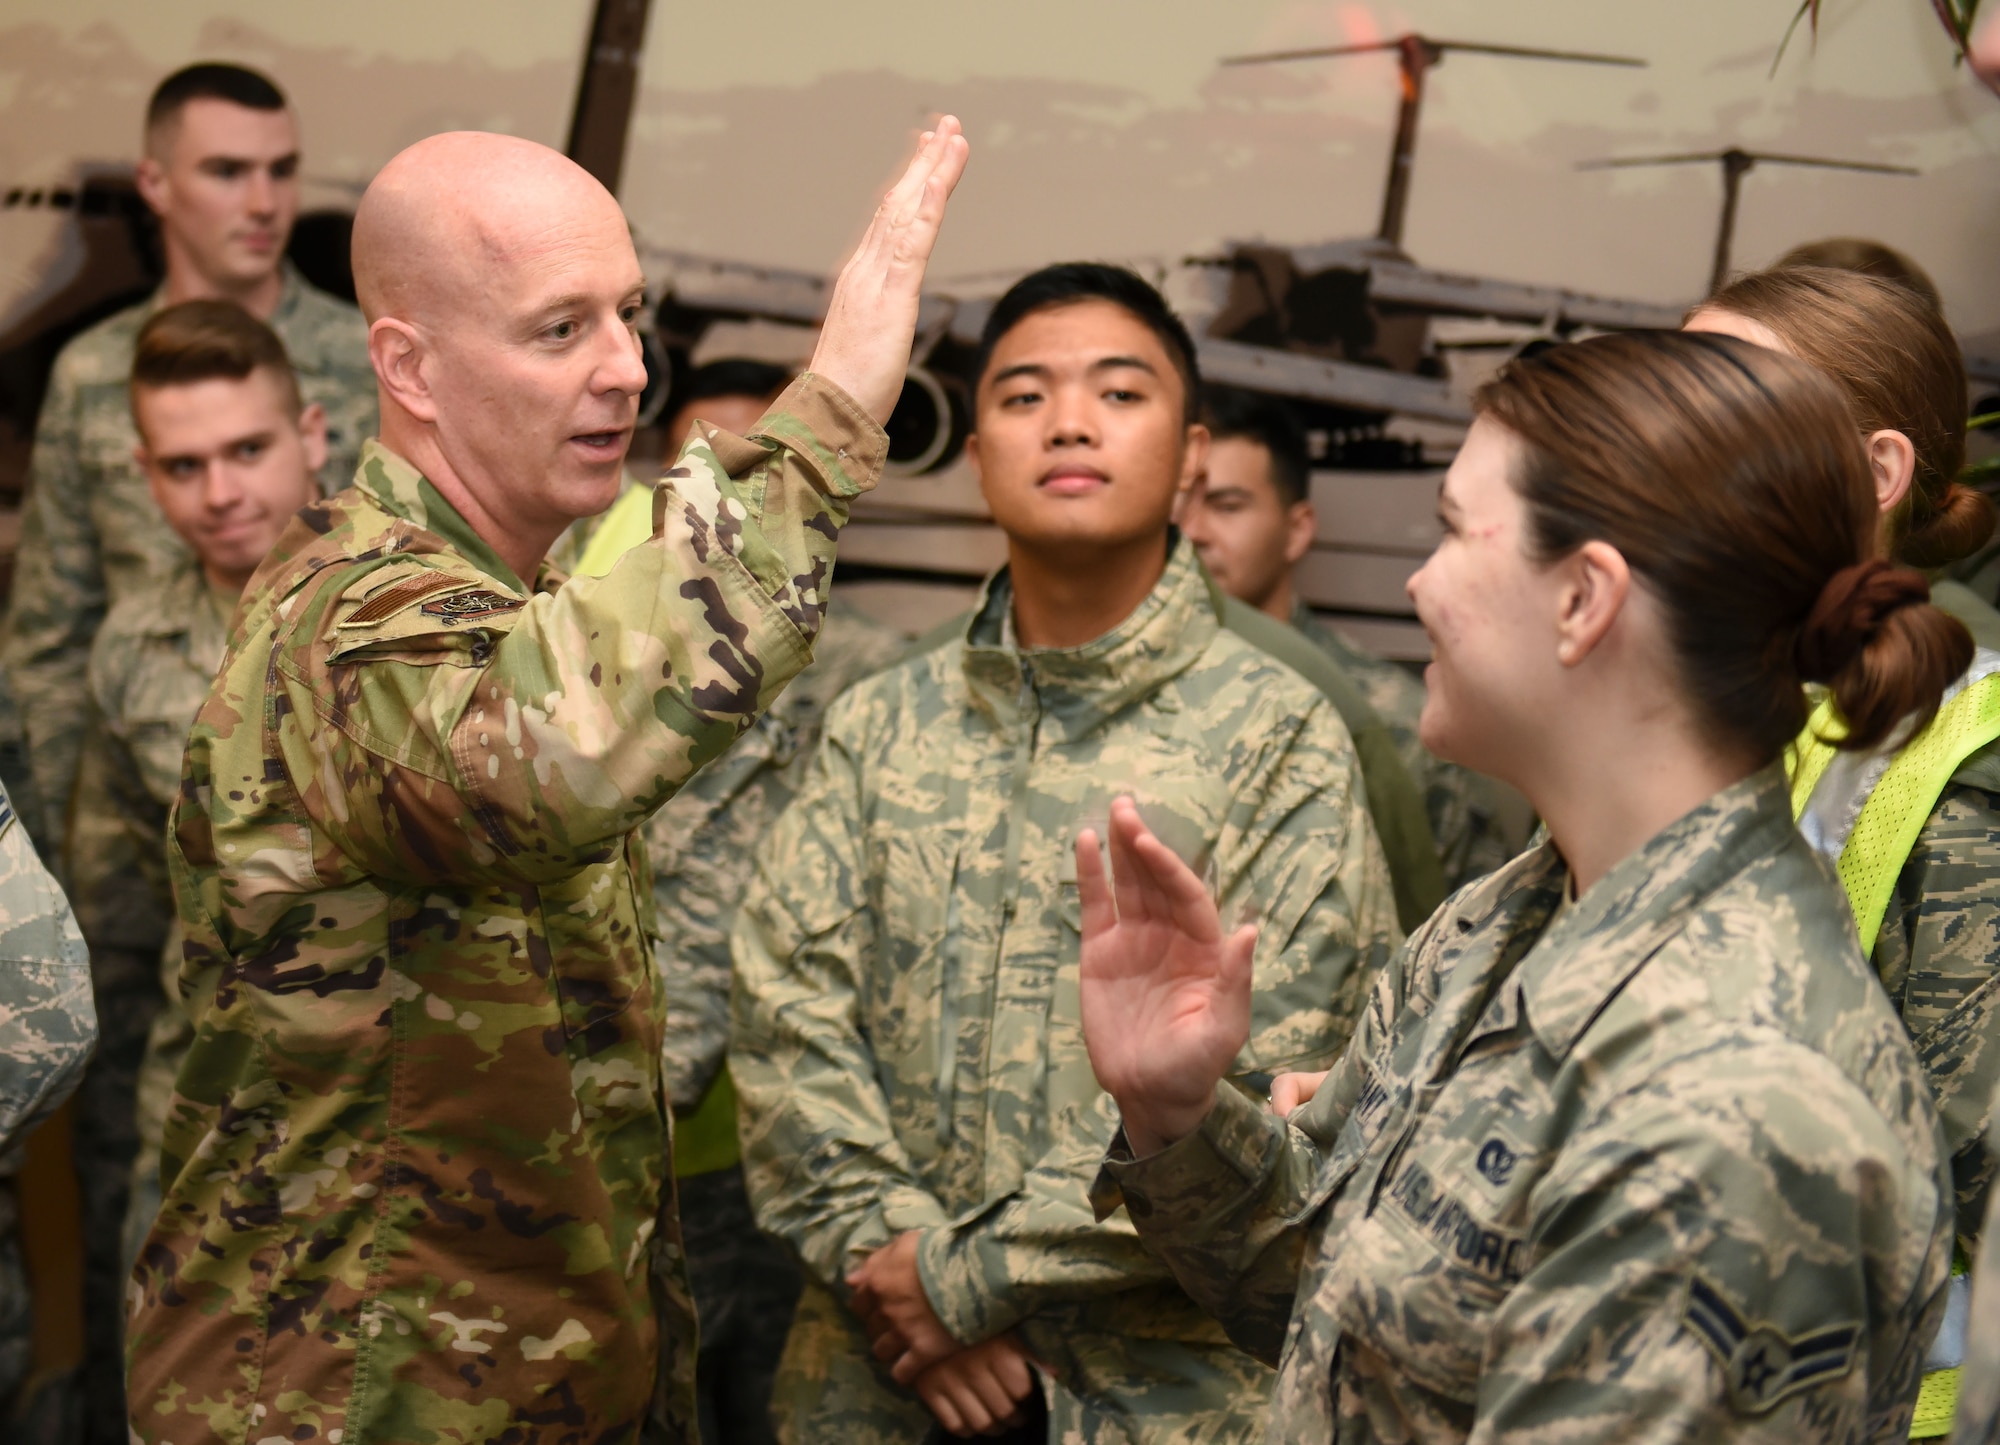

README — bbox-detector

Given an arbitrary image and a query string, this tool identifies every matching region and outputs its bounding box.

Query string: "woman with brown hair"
[1072,331,1960,1441]
[1689,269,1998,1436]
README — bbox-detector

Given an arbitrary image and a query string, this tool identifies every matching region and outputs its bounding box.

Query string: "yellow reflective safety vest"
[1789,646,2000,1438]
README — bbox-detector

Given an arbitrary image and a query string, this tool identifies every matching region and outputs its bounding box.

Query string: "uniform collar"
[959,533,1217,740]
[1515,763,1797,1062]
[142,261,308,328]
[349,440,530,593]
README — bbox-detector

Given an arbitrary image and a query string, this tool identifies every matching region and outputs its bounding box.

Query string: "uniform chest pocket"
[1346,1143,1536,1402]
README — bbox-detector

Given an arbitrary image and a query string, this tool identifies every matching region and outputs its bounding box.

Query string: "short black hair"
[972,263,1201,423]
[1202,385,1310,506]
[147,64,288,137]
[675,359,793,410]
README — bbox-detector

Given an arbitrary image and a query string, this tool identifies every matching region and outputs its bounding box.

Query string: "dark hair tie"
[1795,558,1932,682]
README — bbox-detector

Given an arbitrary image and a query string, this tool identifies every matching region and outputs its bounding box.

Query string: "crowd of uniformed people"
[0,44,1997,1445]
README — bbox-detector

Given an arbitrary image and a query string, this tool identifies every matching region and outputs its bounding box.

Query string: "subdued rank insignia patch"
[0,790,15,839]
[1683,1274,1860,1413]
[418,589,526,625]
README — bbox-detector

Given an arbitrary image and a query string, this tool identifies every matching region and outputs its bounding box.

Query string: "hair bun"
[1900,480,1998,570]
[1794,559,1932,683]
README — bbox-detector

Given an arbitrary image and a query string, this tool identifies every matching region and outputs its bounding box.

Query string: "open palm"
[1077,796,1256,1154]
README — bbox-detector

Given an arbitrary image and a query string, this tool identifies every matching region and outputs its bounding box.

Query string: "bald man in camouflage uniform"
[122,121,966,1444]
[0,778,97,1406]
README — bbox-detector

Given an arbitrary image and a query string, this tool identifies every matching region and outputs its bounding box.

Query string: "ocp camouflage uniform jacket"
[0,778,94,1150]
[123,373,885,1445]
[1096,765,1952,1444]
[1,264,375,858]
[732,537,1400,1444]
[1289,603,1507,893]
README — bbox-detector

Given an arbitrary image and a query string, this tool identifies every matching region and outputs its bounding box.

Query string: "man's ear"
[1554,539,1631,668]
[134,153,170,218]
[369,319,436,423]
[297,402,329,479]
[1283,499,1317,567]
[1865,429,1917,516]
[1179,423,1212,492]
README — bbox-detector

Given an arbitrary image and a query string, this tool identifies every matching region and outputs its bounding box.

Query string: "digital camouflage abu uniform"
[0,776,97,1402]
[123,373,885,1445]
[1290,602,1508,893]
[732,536,1400,1445]
[0,262,374,859]
[1097,765,1953,1444]
[1952,1106,2000,1441]
[67,561,233,1342]
[575,501,909,1445]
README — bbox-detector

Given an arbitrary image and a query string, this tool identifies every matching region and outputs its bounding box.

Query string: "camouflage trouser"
[678,1166,802,1445]
[69,943,160,1445]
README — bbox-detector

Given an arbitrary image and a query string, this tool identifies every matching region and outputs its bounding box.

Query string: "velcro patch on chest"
[339,571,474,626]
[418,588,525,625]
[1386,1158,1527,1287]
[1683,1273,1860,1413]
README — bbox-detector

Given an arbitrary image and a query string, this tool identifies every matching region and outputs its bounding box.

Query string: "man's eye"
[207,161,247,181]
[548,320,578,341]
[1000,391,1040,408]
[1104,388,1142,403]
[620,304,643,325]
[166,461,201,479]
[233,441,268,463]
[271,157,299,180]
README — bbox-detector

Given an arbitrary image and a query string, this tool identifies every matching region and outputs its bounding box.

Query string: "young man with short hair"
[731,264,1402,1443]
[2,61,376,860]
[1182,387,1507,891]
[62,298,326,1443]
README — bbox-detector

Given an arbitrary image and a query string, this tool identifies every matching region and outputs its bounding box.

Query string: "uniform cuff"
[712,372,886,500]
[1092,1083,1284,1234]
[914,1219,1027,1346]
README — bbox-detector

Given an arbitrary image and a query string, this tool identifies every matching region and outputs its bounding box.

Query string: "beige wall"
[3,0,1996,329]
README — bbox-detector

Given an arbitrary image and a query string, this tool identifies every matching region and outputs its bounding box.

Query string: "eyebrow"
[989,354,1162,387]
[196,151,301,170]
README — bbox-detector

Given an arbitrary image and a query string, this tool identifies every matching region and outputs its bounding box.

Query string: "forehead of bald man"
[352,132,635,325]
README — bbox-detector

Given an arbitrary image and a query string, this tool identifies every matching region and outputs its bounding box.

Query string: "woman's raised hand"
[1076,796,1256,1156]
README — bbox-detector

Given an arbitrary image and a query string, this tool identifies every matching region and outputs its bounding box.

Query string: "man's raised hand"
[810,117,970,424]
[1076,796,1256,1157]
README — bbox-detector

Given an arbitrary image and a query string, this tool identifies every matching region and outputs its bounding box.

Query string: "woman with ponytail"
[1071,332,1955,1441]
[1689,268,1998,1436]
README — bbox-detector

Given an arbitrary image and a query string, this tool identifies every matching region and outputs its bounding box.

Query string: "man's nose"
[205,461,245,510]
[1045,390,1099,447]
[246,168,276,217]
[596,321,650,398]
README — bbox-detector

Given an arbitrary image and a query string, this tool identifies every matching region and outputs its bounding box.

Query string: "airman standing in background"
[571,358,907,1445]
[1,61,374,862]
[731,263,1401,1443]
[58,301,327,1445]
[1180,385,1510,892]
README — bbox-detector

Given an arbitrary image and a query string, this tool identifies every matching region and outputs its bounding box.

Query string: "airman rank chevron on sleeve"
[1684,1274,1863,1413]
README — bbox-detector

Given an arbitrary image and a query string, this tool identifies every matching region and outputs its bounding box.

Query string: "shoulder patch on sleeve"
[1683,1273,1860,1414]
